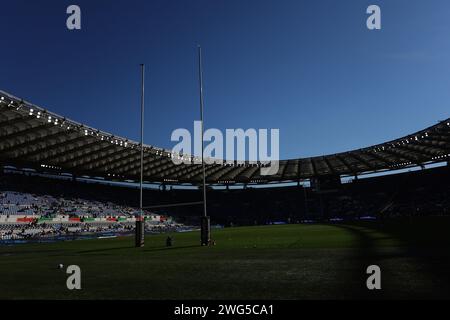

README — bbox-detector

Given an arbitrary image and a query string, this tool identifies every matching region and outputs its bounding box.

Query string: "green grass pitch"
[1,218,450,300]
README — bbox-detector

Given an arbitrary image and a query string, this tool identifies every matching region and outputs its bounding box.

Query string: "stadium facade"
[0,90,449,187]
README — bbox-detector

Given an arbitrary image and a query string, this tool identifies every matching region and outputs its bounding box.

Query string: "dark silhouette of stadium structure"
[1,90,450,228]
[1,165,449,226]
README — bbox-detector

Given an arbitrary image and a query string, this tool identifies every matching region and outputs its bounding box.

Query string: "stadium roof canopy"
[1,90,449,185]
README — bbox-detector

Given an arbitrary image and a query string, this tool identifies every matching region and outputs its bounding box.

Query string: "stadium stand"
[1,90,449,240]
[0,172,188,240]
[1,90,450,184]
[1,164,449,231]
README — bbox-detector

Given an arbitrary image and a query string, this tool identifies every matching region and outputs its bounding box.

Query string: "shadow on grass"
[0,249,65,256]
[76,244,199,255]
[331,223,388,299]
[77,246,135,254]
[335,218,450,299]
[144,244,199,253]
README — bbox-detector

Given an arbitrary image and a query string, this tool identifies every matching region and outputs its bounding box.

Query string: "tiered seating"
[0,185,182,240]
[0,191,144,218]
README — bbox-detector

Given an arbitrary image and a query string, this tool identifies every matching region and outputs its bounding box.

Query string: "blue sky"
[1,0,450,159]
